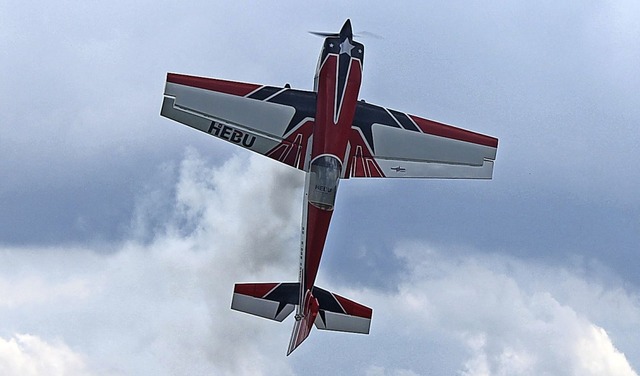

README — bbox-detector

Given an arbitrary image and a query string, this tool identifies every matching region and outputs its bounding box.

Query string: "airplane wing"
[161,73,316,171]
[345,101,498,179]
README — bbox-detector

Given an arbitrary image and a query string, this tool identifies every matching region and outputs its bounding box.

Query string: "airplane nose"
[340,19,353,39]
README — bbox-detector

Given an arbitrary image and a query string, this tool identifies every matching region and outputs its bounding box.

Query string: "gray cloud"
[2,152,638,375]
[2,1,640,374]
[0,152,303,375]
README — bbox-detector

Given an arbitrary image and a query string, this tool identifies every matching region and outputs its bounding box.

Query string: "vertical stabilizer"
[287,290,319,355]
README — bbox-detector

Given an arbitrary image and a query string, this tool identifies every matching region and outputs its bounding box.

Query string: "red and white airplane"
[161,19,498,355]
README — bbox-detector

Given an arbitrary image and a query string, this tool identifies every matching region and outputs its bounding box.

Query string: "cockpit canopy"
[308,156,342,211]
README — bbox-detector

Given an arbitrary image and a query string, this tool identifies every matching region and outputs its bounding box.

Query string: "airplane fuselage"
[291,21,365,347]
[301,29,364,290]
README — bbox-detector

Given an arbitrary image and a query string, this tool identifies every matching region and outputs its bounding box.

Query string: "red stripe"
[167,73,260,97]
[335,294,372,319]
[347,131,385,178]
[265,120,314,170]
[234,283,278,298]
[409,115,498,148]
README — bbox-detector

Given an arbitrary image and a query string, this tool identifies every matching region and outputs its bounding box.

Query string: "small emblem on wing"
[391,166,406,173]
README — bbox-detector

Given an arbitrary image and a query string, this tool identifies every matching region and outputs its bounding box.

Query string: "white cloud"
[0,275,92,308]
[575,325,637,376]
[0,152,302,375]
[0,334,91,376]
[371,244,640,375]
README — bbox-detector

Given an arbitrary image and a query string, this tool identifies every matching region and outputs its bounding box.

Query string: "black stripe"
[275,301,290,317]
[268,89,317,135]
[389,109,419,132]
[264,283,299,305]
[247,86,281,100]
[336,53,351,117]
[352,102,400,153]
[312,286,345,314]
[318,310,327,326]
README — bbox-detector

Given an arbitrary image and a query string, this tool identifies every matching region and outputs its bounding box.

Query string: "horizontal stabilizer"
[312,286,372,334]
[231,282,373,355]
[231,282,298,322]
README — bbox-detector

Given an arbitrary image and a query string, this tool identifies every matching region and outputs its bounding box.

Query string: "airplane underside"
[160,19,498,355]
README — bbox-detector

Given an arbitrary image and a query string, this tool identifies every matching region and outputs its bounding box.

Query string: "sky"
[1,1,639,375]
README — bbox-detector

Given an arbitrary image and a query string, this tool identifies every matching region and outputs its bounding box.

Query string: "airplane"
[160,19,498,355]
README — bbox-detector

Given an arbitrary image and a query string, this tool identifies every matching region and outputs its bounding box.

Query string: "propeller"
[308,30,383,40]
[355,31,383,40]
[309,20,383,40]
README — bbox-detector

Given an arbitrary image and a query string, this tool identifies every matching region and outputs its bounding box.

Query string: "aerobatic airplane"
[161,19,498,355]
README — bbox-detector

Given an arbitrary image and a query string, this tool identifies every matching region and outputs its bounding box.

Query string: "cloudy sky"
[1,1,639,375]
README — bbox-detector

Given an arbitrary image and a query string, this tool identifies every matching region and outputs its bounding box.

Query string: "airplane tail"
[287,289,319,355]
[231,282,372,355]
